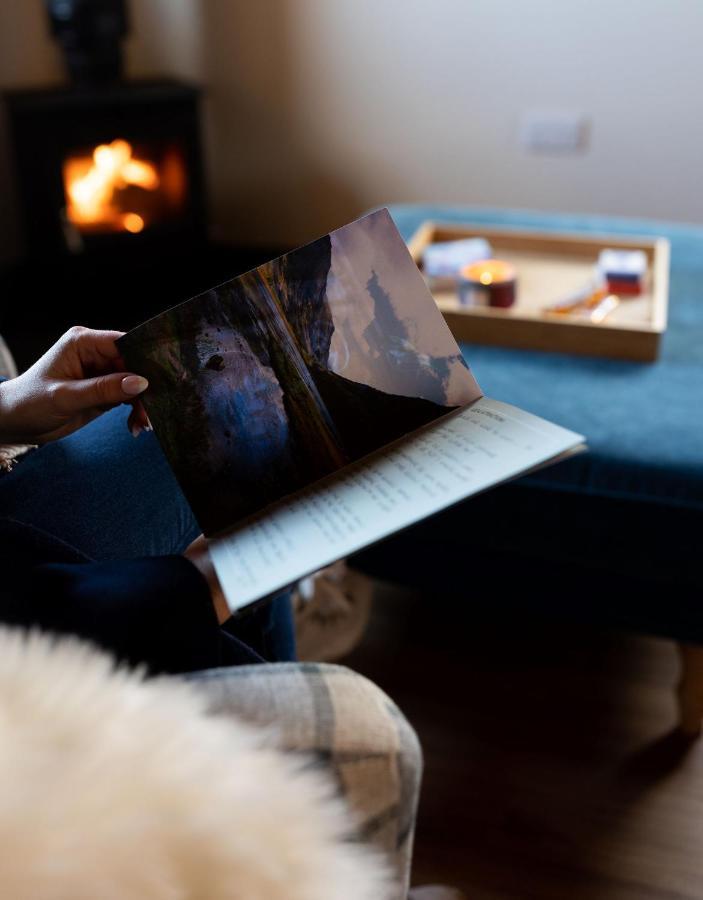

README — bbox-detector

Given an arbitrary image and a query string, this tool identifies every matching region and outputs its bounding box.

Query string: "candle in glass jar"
[458,259,517,308]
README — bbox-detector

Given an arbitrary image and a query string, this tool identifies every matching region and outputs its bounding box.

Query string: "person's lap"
[0,406,199,560]
[0,405,296,662]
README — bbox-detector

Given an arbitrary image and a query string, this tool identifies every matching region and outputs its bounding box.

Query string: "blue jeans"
[0,405,296,661]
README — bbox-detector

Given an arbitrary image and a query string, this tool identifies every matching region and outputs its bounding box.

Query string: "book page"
[210,398,583,611]
[118,209,481,537]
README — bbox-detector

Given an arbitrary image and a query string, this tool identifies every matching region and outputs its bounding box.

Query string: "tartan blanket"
[189,662,422,900]
[0,333,35,471]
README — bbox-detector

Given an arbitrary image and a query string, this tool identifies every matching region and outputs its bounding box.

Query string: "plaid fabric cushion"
[0,335,17,380]
[0,335,35,471]
[188,663,422,900]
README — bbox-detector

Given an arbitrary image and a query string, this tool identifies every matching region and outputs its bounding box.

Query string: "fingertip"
[122,375,149,397]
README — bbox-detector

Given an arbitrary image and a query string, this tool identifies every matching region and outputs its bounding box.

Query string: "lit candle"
[458,259,517,309]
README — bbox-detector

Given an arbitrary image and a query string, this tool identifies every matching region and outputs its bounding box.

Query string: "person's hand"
[183,535,231,624]
[0,326,151,444]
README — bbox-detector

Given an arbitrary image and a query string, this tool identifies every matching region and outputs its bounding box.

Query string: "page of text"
[210,398,584,611]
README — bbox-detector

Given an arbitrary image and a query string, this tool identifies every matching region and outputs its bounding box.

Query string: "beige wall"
[1,0,702,260]
[201,0,703,245]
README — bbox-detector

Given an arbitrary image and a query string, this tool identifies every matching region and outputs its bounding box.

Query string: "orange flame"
[122,212,145,233]
[63,139,159,233]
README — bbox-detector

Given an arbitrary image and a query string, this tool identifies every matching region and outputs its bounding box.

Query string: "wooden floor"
[345,585,703,900]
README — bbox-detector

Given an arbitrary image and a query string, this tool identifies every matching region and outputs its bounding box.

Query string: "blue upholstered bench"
[353,204,703,732]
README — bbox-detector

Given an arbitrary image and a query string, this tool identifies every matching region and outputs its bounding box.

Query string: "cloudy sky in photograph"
[325,209,481,407]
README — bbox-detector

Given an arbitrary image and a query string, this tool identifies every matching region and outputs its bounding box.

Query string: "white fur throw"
[0,628,390,900]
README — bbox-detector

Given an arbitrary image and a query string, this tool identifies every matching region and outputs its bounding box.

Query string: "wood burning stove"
[0,2,282,369]
[4,79,206,259]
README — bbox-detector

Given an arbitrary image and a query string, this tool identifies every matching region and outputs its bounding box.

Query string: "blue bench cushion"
[353,481,703,640]
[389,205,703,514]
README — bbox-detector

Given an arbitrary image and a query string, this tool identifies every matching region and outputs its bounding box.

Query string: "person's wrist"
[183,541,230,625]
[0,378,29,444]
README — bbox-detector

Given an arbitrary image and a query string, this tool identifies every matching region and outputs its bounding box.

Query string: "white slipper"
[293,560,374,662]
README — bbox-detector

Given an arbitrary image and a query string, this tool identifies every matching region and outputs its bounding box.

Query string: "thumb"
[56,373,149,412]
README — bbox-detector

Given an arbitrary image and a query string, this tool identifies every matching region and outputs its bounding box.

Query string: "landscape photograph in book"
[118,208,482,535]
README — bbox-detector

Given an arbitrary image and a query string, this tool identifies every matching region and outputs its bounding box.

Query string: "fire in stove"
[62,138,187,235]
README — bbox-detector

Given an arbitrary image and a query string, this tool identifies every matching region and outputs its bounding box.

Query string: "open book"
[119,209,584,612]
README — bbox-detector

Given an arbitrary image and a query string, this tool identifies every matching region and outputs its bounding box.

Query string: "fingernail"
[122,375,148,396]
[130,423,142,438]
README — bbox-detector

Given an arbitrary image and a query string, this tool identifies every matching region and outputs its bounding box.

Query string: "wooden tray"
[407,221,670,361]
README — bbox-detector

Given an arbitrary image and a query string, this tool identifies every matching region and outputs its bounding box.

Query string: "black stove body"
[4,79,206,261]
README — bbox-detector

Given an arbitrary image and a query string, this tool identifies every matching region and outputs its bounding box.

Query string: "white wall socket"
[519,110,589,154]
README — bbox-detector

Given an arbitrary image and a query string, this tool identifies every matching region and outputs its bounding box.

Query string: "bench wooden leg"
[677,643,703,737]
